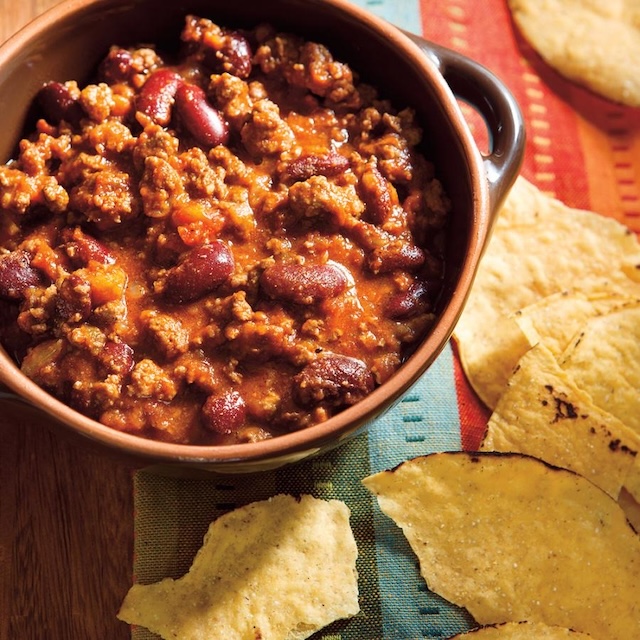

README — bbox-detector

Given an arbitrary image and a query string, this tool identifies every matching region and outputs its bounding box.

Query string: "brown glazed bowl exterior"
[0,0,524,472]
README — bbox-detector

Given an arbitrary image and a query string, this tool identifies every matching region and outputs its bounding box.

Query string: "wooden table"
[0,7,134,639]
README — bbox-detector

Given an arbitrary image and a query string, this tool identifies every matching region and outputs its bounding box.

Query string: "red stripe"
[450,340,490,451]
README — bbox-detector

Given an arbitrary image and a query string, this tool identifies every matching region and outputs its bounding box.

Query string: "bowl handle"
[404,32,525,215]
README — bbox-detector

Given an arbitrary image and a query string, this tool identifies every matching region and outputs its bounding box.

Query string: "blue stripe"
[368,342,463,472]
[349,0,422,31]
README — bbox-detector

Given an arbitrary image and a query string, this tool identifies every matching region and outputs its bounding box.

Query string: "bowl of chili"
[0,0,524,471]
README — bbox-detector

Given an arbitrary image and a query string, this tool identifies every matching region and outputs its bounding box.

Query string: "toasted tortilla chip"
[559,303,640,436]
[454,177,640,408]
[450,621,594,639]
[454,311,532,411]
[507,0,640,106]
[459,290,635,410]
[514,290,637,357]
[118,494,359,640]
[363,452,640,639]
[481,343,639,499]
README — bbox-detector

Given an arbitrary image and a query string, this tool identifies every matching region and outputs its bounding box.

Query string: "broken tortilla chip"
[558,303,640,436]
[363,451,640,639]
[480,343,640,499]
[513,290,637,358]
[454,177,640,409]
[118,494,359,640]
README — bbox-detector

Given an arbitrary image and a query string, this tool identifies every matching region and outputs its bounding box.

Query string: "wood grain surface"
[0,6,134,639]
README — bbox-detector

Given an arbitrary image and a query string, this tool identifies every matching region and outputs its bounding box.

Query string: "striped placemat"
[130,1,640,638]
[133,349,478,640]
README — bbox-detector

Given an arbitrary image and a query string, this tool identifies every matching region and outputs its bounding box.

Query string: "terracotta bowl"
[0,0,524,472]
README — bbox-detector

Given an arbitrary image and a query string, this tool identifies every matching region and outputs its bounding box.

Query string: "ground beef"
[0,15,451,445]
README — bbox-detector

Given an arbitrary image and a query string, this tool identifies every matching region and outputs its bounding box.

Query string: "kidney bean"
[162,241,234,304]
[261,262,349,305]
[386,280,437,319]
[281,151,350,183]
[60,227,115,267]
[98,47,134,84]
[136,69,183,126]
[174,83,229,148]
[368,240,425,274]
[203,31,253,79]
[360,163,395,226]
[100,340,135,376]
[0,250,44,300]
[294,353,374,408]
[201,390,246,435]
[37,81,84,126]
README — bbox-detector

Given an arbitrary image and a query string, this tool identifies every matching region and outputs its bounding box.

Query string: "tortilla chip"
[507,0,640,106]
[481,343,639,499]
[118,494,359,640]
[450,621,594,639]
[559,303,640,436]
[363,452,640,639]
[457,290,635,411]
[454,177,640,408]
[619,488,640,533]
[454,311,532,411]
[624,455,640,503]
[514,290,637,357]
